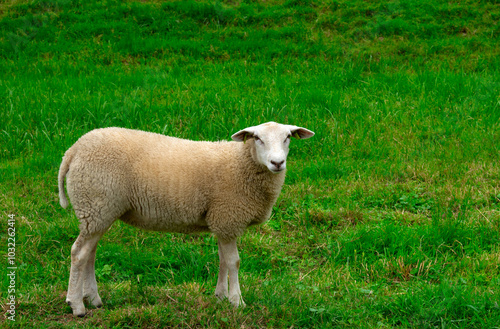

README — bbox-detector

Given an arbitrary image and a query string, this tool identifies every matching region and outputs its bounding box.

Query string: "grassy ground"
[1,0,500,327]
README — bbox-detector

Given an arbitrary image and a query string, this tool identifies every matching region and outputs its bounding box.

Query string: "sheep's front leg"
[215,240,229,300]
[66,233,102,317]
[215,239,245,307]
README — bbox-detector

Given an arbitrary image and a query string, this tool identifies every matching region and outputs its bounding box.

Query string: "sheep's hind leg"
[82,240,103,308]
[66,232,103,317]
[216,239,245,307]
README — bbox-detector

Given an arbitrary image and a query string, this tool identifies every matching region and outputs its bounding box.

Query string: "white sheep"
[58,121,314,317]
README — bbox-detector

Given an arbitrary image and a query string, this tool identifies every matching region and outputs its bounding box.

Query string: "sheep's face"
[232,122,315,174]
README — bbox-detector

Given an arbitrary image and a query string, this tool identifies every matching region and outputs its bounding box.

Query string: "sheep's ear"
[289,126,315,139]
[232,127,256,142]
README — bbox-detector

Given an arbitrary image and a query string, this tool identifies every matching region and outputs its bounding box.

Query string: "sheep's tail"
[58,146,76,209]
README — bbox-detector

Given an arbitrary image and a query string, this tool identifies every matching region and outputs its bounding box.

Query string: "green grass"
[1,0,500,327]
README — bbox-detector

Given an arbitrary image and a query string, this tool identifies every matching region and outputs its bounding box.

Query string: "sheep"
[58,121,314,317]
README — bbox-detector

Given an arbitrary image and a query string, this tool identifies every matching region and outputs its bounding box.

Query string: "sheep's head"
[232,122,314,173]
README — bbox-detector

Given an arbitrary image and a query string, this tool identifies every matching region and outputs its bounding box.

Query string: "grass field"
[1,0,500,327]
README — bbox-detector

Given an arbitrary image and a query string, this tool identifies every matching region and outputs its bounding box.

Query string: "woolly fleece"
[59,127,286,242]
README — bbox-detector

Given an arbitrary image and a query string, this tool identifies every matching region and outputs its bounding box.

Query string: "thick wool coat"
[58,127,286,241]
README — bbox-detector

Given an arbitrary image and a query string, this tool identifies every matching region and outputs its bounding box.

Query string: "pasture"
[1,0,500,327]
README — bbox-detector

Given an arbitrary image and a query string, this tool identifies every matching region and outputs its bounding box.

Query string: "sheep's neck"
[241,140,286,194]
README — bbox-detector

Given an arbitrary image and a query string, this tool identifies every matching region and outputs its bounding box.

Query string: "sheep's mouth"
[269,167,286,174]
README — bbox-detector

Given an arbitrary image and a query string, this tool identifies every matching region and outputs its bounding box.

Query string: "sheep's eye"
[254,136,262,144]
[284,135,291,143]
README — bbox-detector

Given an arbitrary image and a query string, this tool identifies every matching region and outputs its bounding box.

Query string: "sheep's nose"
[271,160,285,169]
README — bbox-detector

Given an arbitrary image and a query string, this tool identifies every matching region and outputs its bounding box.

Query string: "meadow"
[1,0,500,327]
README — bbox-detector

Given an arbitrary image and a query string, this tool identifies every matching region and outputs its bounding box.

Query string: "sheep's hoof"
[89,296,103,308]
[229,296,246,308]
[215,292,228,302]
[67,300,86,317]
